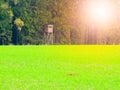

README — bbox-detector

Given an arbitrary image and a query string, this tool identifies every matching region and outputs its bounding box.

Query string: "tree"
[0,0,120,45]
[14,18,24,31]
[14,18,24,44]
[0,1,13,45]
[48,0,72,44]
[11,0,52,45]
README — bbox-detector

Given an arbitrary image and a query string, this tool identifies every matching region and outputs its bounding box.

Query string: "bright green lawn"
[0,45,120,90]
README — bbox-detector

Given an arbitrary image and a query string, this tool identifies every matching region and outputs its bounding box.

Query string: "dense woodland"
[0,0,120,45]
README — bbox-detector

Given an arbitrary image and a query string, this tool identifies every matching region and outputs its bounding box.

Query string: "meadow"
[0,45,120,90]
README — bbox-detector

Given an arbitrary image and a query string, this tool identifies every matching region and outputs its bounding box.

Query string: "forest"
[0,0,120,45]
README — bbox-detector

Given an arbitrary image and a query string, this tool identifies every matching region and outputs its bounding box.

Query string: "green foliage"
[0,1,13,45]
[48,0,72,44]
[0,0,120,45]
[11,0,52,45]
[0,6,9,20]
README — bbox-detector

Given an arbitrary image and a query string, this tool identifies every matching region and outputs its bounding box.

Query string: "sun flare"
[83,0,117,25]
[90,3,111,19]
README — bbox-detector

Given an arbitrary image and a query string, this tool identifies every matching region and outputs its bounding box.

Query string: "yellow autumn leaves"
[14,18,24,31]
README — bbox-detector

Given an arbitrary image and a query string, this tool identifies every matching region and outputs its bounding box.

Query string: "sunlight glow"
[90,3,111,20]
[84,0,117,25]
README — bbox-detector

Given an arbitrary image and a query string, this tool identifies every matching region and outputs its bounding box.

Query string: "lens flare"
[90,4,111,19]
[83,0,117,26]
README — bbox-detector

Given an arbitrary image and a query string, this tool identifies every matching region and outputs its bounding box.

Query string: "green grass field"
[0,45,120,90]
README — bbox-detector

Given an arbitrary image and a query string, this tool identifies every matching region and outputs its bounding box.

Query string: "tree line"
[0,0,120,45]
